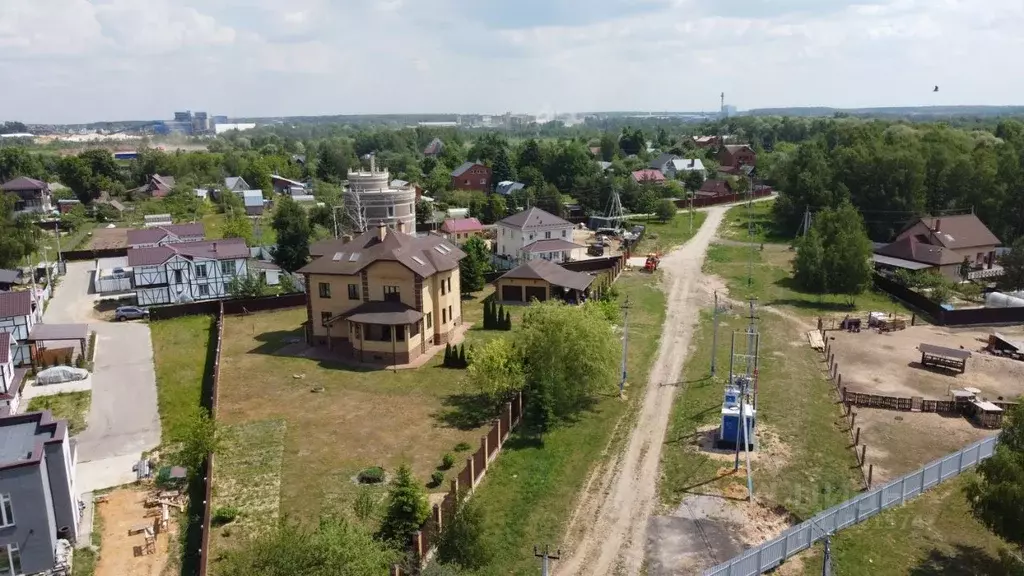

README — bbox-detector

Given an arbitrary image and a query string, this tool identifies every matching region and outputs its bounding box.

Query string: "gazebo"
[27,324,89,368]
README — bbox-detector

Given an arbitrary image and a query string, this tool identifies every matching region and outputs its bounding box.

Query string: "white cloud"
[1,0,1022,122]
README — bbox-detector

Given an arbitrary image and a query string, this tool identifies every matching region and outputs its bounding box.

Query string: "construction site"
[91,481,186,576]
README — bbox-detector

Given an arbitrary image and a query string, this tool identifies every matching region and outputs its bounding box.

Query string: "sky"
[1,0,1023,124]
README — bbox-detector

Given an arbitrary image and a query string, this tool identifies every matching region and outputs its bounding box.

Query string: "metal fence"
[702,436,997,576]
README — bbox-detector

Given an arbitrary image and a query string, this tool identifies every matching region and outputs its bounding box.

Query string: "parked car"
[36,366,89,385]
[111,267,127,278]
[115,306,149,322]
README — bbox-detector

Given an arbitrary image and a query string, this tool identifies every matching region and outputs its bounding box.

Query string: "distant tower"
[721,92,725,114]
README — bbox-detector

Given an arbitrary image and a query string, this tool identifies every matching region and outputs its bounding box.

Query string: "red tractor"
[643,253,660,272]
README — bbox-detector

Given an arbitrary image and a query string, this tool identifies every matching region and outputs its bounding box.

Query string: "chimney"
[396,220,406,234]
[377,222,387,241]
[690,159,695,167]
[934,218,942,232]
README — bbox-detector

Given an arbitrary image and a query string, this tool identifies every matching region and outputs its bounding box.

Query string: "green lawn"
[203,210,277,246]
[28,391,91,435]
[150,315,215,442]
[468,271,667,574]
[717,199,791,244]
[635,210,709,254]
[797,476,1013,575]
[209,419,287,563]
[659,309,862,522]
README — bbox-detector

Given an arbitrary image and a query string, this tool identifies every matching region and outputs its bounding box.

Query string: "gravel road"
[557,206,728,576]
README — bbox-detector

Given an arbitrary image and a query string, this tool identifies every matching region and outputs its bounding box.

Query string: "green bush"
[453,442,471,452]
[441,453,455,470]
[358,466,386,484]
[430,470,444,487]
[212,506,240,527]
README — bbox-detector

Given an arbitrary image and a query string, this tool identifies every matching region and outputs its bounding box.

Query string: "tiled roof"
[127,224,205,246]
[495,181,525,196]
[631,169,665,183]
[299,225,465,277]
[0,290,33,319]
[152,174,175,189]
[498,207,570,230]
[898,215,1001,250]
[496,259,595,291]
[442,218,484,234]
[128,237,248,267]
[876,236,963,266]
[224,176,249,190]
[1,176,47,191]
[670,158,705,172]
[699,179,733,196]
[649,153,679,170]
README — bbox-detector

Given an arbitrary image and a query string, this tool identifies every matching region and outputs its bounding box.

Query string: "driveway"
[43,261,161,492]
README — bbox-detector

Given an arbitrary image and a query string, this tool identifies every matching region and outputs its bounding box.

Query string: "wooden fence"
[196,302,225,576]
[671,187,773,210]
[149,292,306,320]
[873,273,1024,327]
[406,392,524,569]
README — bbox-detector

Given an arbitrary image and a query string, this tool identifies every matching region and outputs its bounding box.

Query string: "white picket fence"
[702,436,997,576]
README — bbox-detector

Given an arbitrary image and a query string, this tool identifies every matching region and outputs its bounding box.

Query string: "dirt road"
[557,206,728,576]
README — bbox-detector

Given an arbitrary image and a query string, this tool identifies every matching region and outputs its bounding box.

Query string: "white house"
[128,238,250,305]
[496,207,584,266]
[0,290,41,365]
[127,224,206,249]
[666,158,707,179]
[0,332,19,413]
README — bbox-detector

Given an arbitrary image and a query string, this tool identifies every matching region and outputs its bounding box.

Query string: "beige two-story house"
[875,214,1002,281]
[300,222,466,366]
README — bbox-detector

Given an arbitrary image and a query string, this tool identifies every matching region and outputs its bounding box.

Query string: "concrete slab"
[19,375,92,405]
[76,453,140,494]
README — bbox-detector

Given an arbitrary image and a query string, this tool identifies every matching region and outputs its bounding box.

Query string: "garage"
[501,285,524,302]
[525,286,548,302]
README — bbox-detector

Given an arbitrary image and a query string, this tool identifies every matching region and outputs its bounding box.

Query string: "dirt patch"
[94,487,179,576]
[87,227,129,250]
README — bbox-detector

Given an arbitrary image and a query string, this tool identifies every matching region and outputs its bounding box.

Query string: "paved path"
[44,261,160,491]
[557,207,729,576]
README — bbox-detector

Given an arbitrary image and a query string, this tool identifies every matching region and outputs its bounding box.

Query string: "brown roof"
[497,259,595,291]
[498,207,571,231]
[441,218,484,234]
[300,225,465,277]
[127,224,205,246]
[341,301,424,325]
[28,323,89,342]
[698,179,733,197]
[128,238,249,267]
[521,239,585,253]
[875,237,962,266]
[0,290,34,318]
[898,214,1000,250]
[1,176,47,191]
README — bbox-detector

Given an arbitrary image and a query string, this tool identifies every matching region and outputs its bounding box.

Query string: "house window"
[529,234,534,240]
[426,312,432,329]
[321,312,332,326]
[174,270,183,283]
[0,543,21,576]
[442,308,447,324]
[562,230,567,237]
[221,260,236,275]
[195,264,208,278]
[388,206,395,217]
[440,280,447,296]
[198,285,210,297]
[448,305,453,321]
[480,179,486,185]
[395,325,405,341]
[545,231,551,239]
[383,285,400,302]
[464,179,470,186]
[0,494,13,527]
[411,322,420,337]
[319,282,331,298]
[223,283,230,294]
[348,284,359,300]
[446,278,452,293]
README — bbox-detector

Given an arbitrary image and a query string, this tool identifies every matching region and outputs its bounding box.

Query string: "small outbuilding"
[918,343,971,374]
[969,400,1004,429]
[494,259,595,304]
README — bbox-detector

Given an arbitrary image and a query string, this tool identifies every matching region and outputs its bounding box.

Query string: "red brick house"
[718,145,756,169]
[451,161,492,192]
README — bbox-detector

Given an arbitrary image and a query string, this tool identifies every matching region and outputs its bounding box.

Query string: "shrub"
[453,442,471,452]
[458,344,467,368]
[444,343,453,366]
[353,489,377,522]
[75,355,84,369]
[358,466,386,484]
[430,471,444,487]
[212,506,240,527]
[441,453,455,470]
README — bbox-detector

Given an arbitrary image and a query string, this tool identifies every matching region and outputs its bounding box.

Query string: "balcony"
[967,265,1004,280]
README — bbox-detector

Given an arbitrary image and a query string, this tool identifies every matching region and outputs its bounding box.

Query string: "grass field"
[636,211,709,254]
[659,309,862,522]
[717,199,790,244]
[28,391,91,435]
[208,419,287,562]
[150,315,214,442]
[203,210,277,246]
[794,476,1012,576]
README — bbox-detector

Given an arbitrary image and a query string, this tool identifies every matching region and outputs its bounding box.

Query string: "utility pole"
[619,296,631,396]
[689,194,694,234]
[534,545,561,576]
[746,175,755,286]
[710,291,720,377]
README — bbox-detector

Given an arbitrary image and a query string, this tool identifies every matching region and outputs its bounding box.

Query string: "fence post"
[466,456,475,488]
[854,427,860,446]
[481,435,489,471]
[899,475,907,504]
[433,503,442,532]
[850,411,856,430]
[504,402,513,442]
[837,373,842,390]
[842,386,847,403]
[920,466,927,493]
[495,417,502,449]
[756,546,763,571]
[860,445,867,466]
[957,448,965,472]
[868,464,874,488]
[450,478,459,498]
[517,392,523,425]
